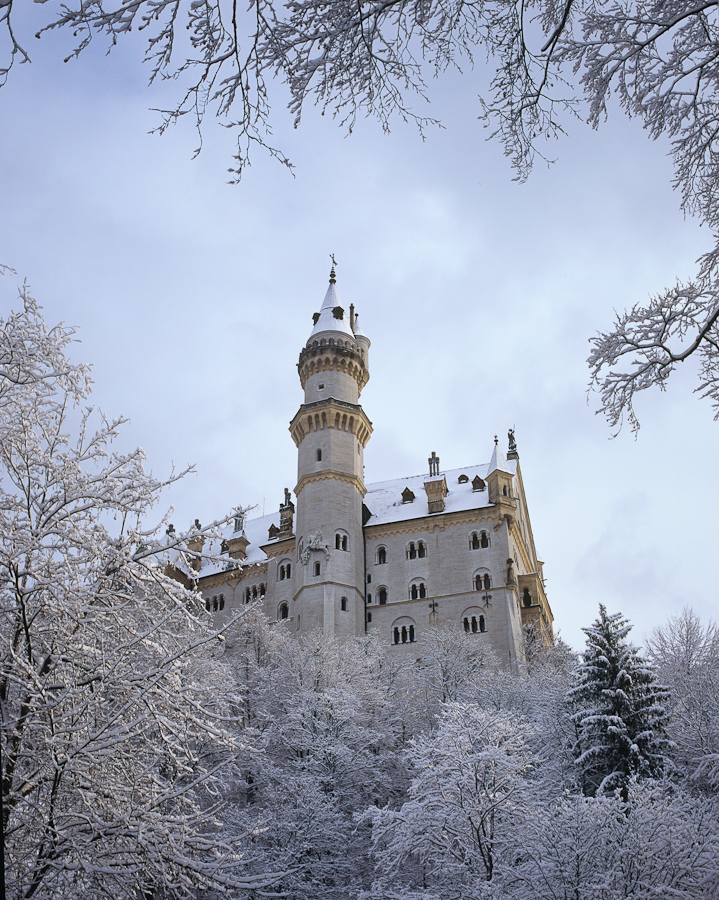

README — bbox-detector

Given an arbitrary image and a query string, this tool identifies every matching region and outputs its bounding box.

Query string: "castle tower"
[288,267,373,636]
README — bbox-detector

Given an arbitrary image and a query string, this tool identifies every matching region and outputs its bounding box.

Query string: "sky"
[1,8,716,651]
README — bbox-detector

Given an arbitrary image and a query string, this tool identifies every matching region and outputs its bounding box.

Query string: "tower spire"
[329,253,337,284]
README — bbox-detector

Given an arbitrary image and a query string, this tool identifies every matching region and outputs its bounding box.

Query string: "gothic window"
[314,561,321,576]
[376,546,387,565]
[279,603,289,620]
[341,597,348,611]
[316,449,322,462]
[378,587,387,605]
[418,541,426,558]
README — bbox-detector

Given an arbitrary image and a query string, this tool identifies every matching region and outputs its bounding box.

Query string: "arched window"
[522,587,532,608]
[418,541,426,558]
[244,588,251,604]
[409,581,427,600]
[393,627,400,645]
[462,607,487,635]
[367,612,372,623]
[470,532,480,550]
[340,597,348,611]
[408,542,416,560]
[481,531,489,548]
[376,547,387,565]
[367,593,372,604]
[279,603,289,620]
[503,485,508,496]
[316,448,322,461]
[314,561,321,576]
[279,565,285,581]
[342,535,348,551]
[392,616,417,644]
[260,583,266,597]
[463,617,470,632]
[219,594,225,610]
[286,563,291,578]
[252,585,258,600]
[205,598,211,612]
[367,574,372,584]
[479,615,486,633]
[483,574,491,590]
[212,596,218,612]
[336,533,341,550]
[378,587,387,605]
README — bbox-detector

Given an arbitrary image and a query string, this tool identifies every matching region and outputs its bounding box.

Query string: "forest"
[2,294,718,899]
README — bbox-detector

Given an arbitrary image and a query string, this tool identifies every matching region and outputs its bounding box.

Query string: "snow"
[488,442,513,475]
[308,281,356,341]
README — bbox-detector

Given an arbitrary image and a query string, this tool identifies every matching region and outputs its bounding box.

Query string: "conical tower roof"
[308,266,355,343]
[488,439,514,475]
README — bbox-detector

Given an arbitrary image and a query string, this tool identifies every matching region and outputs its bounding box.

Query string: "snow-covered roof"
[363,462,514,528]
[196,457,517,578]
[488,442,514,475]
[352,313,367,339]
[308,280,356,342]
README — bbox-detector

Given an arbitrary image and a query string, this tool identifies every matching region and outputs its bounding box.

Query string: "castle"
[191,269,553,671]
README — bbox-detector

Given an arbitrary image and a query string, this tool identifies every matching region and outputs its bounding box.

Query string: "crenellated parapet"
[298,339,369,392]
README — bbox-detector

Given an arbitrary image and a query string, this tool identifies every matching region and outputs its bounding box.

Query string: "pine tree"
[569,605,672,799]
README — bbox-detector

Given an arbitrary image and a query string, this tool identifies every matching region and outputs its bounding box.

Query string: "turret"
[289,265,373,637]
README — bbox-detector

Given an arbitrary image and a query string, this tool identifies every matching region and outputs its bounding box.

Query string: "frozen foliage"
[504,782,719,900]
[0,293,277,899]
[361,705,536,897]
[647,608,719,792]
[569,604,672,799]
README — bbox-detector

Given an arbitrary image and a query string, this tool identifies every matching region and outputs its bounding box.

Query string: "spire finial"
[494,434,498,446]
[329,254,337,284]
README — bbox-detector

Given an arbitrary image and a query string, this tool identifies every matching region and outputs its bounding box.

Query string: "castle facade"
[193,270,552,671]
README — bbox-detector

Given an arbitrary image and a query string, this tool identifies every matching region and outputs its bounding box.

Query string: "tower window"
[481,532,489,548]
[314,561,321,576]
[367,593,372,604]
[410,582,427,600]
[335,533,349,551]
[341,597,348,611]
[408,542,416,560]
[367,574,371,584]
[279,603,289,620]
[316,449,322,462]
[376,546,387,565]
[378,587,387,605]
[367,612,372,623]
[470,532,480,550]
[418,541,426,558]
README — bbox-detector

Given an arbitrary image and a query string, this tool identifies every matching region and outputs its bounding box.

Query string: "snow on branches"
[0,292,272,899]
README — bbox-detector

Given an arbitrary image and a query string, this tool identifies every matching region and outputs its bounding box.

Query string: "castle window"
[392,616,417,644]
[341,596,348,611]
[336,532,349,551]
[462,607,487,635]
[503,485,508,496]
[474,573,492,591]
[367,593,372,604]
[244,588,251,604]
[376,546,387,565]
[470,532,480,550]
[219,594,225,610]
[314,561,321,576]
[213,596,218,612]
[472,475,485,492]
[410,581,427,600]
[408,542,416,560]
[316,449,322,462]
[484,574,491,590]
[336,534,341,550]
[378,587,387,605]
[342,535,348,551]
[522,587,532,608]
[417,541,426,558]
[481,532,489,548]
[401,487,415,504]
[367,612,372,623]
[279,603,289,620]
[205,598,211,612]
[367,574,371,584]
[260,583,266,598]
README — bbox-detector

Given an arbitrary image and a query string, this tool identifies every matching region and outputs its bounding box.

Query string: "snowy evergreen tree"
[569,605,672,799]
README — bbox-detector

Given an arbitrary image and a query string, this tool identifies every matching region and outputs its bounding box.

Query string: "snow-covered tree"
[647,608,719,791]
[569,604,672,799]
[362,704,535,898]
[0,292,277,898]
[504,782,719,900]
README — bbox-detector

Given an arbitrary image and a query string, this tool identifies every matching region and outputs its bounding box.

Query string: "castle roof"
[487,441,513,475]
[308,279,355,343]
